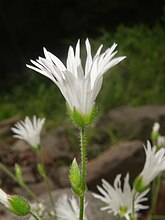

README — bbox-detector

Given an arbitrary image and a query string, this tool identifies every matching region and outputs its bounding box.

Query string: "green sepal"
[8,195,30,216]
[37,163,46,178]
[66,103,97,128]
[151,131,159,144]
[34,144,41,152]
[70,159,84,196]
[133,176,149,193]
[85,104,97,127]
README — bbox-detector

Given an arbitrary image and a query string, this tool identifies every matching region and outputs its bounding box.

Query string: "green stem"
[44,175,55,211]
[37,150,55,213]
[79,196,85,220]
[147,175,161,220]
[80,128,87,191]
[0,162,38,202]
[131,192,136,220]
[79,127,87,220]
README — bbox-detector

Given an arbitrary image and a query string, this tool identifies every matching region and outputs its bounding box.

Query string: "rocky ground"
[1,106,165,219]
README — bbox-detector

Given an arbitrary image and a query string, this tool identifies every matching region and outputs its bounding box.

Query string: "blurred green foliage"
[94,24,165,113]
[1,23,165,125]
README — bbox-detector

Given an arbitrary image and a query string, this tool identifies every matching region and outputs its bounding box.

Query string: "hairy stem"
[37,150,55,213]
[147,174,161,220]
[79,127,87,220]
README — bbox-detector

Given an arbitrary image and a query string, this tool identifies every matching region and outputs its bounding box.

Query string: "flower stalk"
[147,123,165,220]
[29,211,41,220]
[147,173,161,220]
[36,148,55,215]
[79,127,87,220]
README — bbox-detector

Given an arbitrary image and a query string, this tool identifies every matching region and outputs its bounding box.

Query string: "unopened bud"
[0,188,30,217]
[151,122,160,143]
[70,158,82,196]
[133,176,149,193]
[37,163,46,178]
[15,164,23,183]
[8,195,30,216]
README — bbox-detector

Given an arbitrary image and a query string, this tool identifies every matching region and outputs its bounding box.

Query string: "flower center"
[119,206,128,216]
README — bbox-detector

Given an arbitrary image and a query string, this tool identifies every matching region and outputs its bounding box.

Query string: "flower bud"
[151,122,160,143]
[8,195,30,216]
[37,163,46,178]
[70,158,82,196]
[15,164,23,183]
[133,176,149,193]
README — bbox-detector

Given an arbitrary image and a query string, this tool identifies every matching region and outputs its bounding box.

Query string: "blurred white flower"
[93,174,148,220]
[11,116,45,148]
[140,141,165,186]
[28,202,47,220]
[27,39,125,115]
[55,194,87,220]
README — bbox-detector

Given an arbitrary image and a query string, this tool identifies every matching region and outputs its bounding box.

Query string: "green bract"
[151,131,159,144]
[66,103,97,128]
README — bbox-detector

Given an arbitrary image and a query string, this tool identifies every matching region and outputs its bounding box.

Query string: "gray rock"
[87,140,145,191]
[41,128,74,165]
[98,106,165,141]
[12,140,29,152]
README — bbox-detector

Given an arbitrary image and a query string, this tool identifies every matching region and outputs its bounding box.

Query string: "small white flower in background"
[93,174,148,220]
[27,39,125,115]
[28,202,47,220]
[55,194,87,220]
[138,141,165,187]
[157,135,165,148]
[11,116,45,149]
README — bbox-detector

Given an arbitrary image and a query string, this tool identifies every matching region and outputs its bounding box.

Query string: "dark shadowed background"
[1,0,165,123]
[0,0,165,87]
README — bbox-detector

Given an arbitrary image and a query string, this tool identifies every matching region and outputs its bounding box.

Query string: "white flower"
[152,122,160,132]
[0,188,10,208]
[55,194,87,220]
[27,39,125,115]
[140,141,165,186]
[93,174,148,220]
[11,116,45,148]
